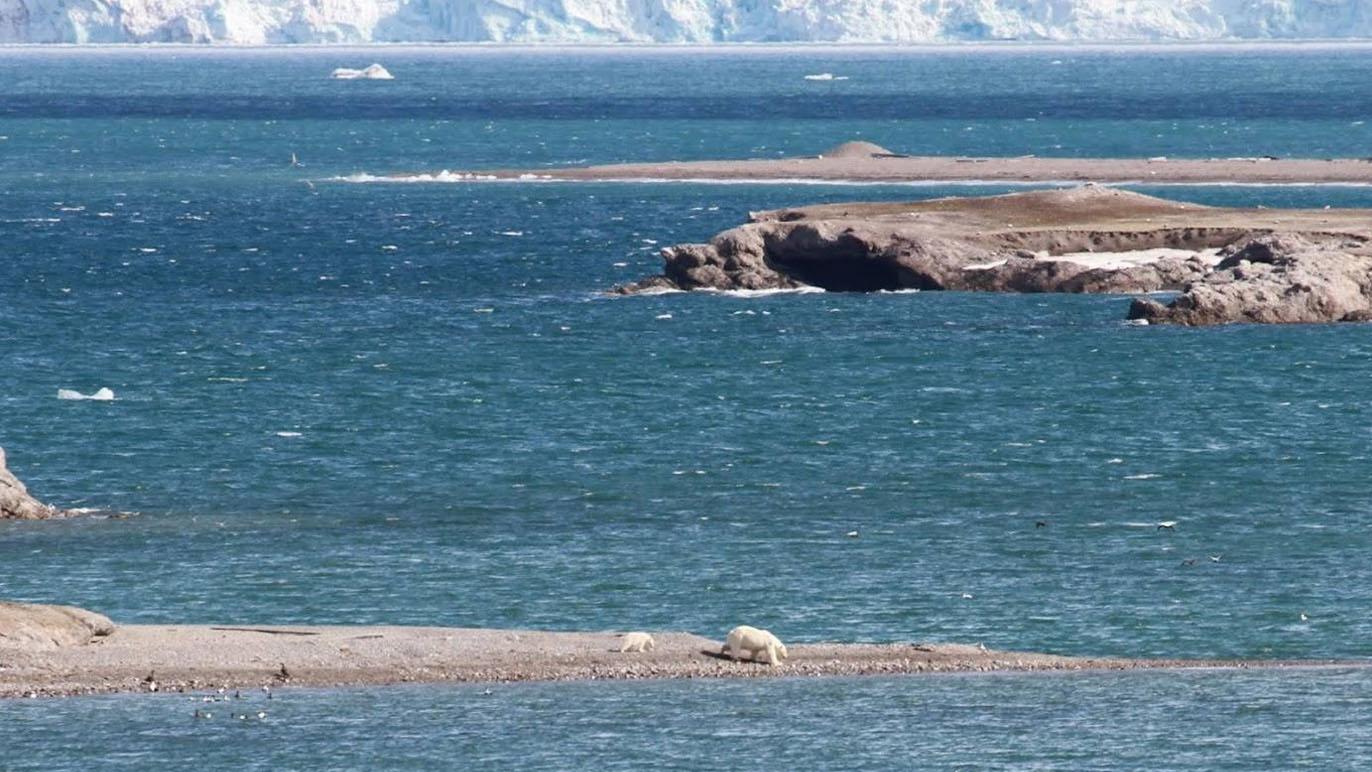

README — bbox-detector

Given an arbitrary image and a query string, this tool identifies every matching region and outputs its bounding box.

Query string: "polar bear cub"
[619,632,656,653]
[722,625,788,665]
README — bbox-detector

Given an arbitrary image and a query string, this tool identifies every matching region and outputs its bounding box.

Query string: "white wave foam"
[330,171,503,184]
[275,431,303,438]
[803,73,849,81]
[700,286,825,297]
[1124,473,1161,480]
[615,286,683,296]
[57,387,114,401]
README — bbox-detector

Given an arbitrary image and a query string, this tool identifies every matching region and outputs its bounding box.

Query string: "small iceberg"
[57,387,115,401]
[331,64,394,81]
[803,73,849,81]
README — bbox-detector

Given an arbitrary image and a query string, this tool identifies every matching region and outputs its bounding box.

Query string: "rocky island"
[1,447,74,520]
[617,185,1372,325]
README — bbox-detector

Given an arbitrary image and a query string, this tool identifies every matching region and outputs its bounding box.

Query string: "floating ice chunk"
[331,64,394,80]
[57,387,115,401]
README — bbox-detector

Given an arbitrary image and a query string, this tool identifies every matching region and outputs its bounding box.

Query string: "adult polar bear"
[722,625,788,665]
[618,631,656,653]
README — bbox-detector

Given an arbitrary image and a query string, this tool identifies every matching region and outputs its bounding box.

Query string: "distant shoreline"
[6,41,1372,53]
[3,623,1368,699]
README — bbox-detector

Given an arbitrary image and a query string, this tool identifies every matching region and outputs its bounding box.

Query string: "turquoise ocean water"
[3,46,1372,768]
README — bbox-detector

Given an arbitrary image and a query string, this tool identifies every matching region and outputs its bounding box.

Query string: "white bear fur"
[618,631,655,653]
[722,625,788,665]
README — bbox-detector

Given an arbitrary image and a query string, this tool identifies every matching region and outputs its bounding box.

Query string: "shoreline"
[421,155,1372,187]
[7,41,1372,53]
[3,623,1367,699]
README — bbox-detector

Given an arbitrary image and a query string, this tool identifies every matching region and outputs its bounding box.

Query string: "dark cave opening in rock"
[769,257,923,292]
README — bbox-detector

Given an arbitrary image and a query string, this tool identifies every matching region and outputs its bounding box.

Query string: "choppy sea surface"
[3,46,1372,769]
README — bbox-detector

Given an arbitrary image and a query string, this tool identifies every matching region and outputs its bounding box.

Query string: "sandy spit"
[432,155,1372,185]
[2,625,1365,698]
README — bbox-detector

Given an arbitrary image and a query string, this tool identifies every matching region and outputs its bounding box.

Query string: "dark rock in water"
[0,447,72,520]
[0,601,115,647]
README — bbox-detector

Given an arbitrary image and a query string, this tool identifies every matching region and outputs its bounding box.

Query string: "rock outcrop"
[821,141,898,159]
[0,601,115,648]
[618,187,1372,325]
[1128,235,1372,326]
[1,447,71,520]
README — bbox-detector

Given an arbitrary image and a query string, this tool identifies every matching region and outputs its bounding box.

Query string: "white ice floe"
[331,64,393,81]
[57,387,115,401]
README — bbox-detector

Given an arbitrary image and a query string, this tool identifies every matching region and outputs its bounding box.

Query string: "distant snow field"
[2,0,1370,44]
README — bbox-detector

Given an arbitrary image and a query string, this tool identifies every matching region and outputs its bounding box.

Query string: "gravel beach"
[3,622,1364,699]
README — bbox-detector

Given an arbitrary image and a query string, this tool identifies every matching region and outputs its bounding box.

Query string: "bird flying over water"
[1157,521,1177,531]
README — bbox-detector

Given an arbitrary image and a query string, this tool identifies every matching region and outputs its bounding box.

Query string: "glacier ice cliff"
[1,0,1371,44]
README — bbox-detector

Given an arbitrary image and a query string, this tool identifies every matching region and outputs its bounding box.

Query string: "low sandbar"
[420,152,1372,186]
[2,623,1364,698]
